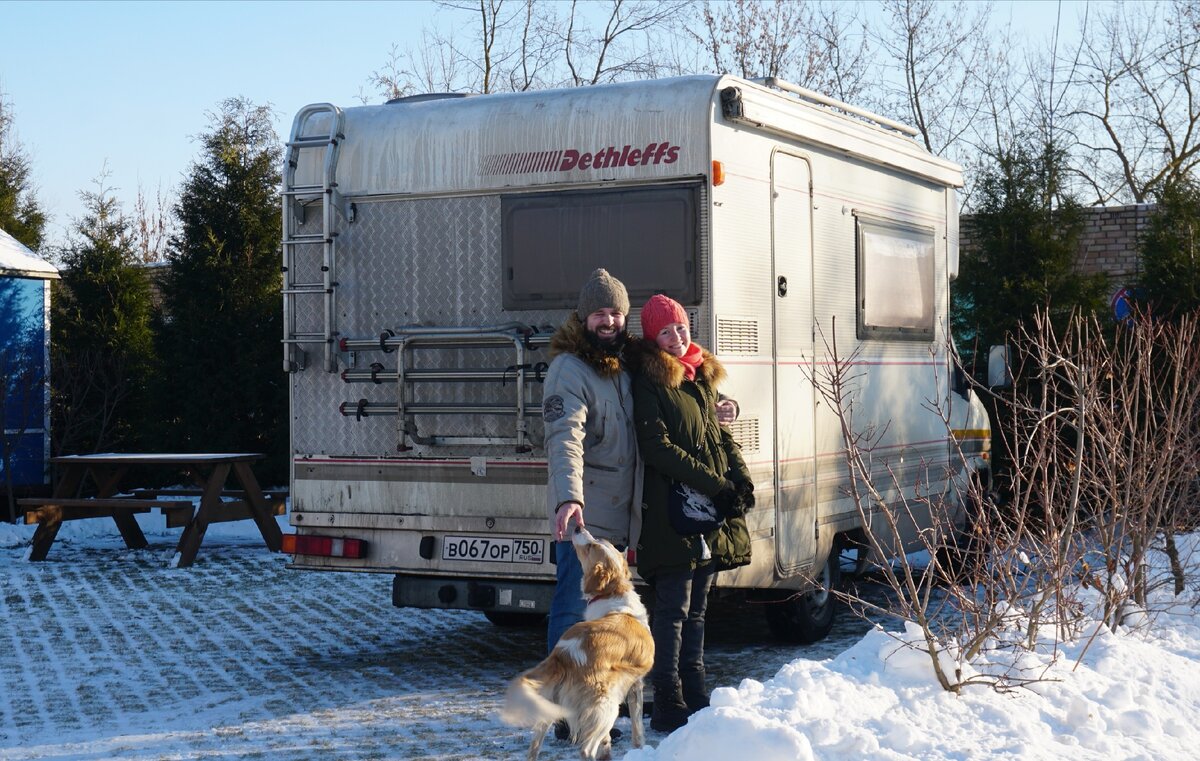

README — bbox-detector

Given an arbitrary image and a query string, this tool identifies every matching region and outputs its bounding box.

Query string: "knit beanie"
[640,294,689,340]
[577,268,630,318]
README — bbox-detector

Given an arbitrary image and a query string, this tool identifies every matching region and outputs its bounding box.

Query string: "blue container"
[1,229,57,489]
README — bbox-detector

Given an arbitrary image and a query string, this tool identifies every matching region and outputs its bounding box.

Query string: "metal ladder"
[281,103,355,373]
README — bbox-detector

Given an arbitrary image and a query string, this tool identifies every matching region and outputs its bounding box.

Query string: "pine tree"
[1138,179,1200,318]
[155,98,286,483]
[952,142,1109,374]
[51,181,156,455]
[0,94,46,250]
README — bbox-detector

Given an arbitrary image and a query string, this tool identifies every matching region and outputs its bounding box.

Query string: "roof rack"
[752,76,920,137]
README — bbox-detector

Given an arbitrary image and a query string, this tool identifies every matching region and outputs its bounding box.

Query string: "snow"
[1,513,1198,760]
[626,540,1200,761]
[0,227,57,279]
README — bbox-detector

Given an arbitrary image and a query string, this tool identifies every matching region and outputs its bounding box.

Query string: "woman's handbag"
[667,481,723,535]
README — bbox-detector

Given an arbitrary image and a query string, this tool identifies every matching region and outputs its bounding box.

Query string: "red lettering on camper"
[481,142,683,176]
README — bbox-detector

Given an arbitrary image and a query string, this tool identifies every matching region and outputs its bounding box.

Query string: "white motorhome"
[281,74,991,642]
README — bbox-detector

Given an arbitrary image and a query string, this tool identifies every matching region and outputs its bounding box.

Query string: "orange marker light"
[712,160,725,186]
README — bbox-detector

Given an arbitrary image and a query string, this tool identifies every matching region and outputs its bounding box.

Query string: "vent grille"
[727,417,760,453]
[716,317,759,355]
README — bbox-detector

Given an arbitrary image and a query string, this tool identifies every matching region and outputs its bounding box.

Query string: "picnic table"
[20,453,285,568]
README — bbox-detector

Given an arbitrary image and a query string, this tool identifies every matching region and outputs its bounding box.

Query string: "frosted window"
[856,216,935,340]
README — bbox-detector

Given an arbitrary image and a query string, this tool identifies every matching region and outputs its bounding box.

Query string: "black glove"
[713,484,740,519]
[735,479,755,513]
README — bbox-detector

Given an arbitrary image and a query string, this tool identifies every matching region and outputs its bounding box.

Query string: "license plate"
[441,535,545,564]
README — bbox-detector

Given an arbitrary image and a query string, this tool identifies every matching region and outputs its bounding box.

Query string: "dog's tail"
[500,673,566,729]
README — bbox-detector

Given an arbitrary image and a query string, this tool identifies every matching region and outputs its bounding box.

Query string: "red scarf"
[675,342,704,381]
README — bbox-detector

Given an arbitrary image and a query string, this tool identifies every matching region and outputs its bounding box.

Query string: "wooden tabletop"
[50,453,266,466]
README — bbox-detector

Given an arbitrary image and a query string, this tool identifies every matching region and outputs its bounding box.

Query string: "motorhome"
[281,74,991,642]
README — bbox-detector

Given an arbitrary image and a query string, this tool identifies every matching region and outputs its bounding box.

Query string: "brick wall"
[1073,204,1153,281]
[961,203,1153,285]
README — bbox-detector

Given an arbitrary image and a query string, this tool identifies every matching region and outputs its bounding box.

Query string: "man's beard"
[584,328,627,356]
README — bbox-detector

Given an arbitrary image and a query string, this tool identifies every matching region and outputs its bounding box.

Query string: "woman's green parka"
[626,339,752,580]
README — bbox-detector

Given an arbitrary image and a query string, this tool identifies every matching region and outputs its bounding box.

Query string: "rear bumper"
[392,573,555,615]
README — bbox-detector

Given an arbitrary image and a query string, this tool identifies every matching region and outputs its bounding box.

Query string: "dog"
[502,528,654,761]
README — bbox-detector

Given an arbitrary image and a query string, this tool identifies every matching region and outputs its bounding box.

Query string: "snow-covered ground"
[1,512,1198,760]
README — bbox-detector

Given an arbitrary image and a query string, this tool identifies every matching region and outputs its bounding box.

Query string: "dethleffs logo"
[479,141,681,176]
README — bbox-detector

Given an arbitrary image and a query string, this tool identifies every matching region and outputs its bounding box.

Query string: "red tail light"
[282,533,368,559]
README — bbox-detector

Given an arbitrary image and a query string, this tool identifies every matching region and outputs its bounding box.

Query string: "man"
[542,268,640,653]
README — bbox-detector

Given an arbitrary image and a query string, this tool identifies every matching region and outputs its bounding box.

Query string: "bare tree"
[1065,0,1200,202]
[870,0,995,157]
[132,182,172,264]
[691,0,870,102]
[362,0,686,101]
[560,0,685,86]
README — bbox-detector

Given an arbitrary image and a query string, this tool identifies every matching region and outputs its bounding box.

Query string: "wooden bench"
[123,489,288,528]
[23,453,283,568]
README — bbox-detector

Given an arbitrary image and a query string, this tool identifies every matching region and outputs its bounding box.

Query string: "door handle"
[777,276,788,297]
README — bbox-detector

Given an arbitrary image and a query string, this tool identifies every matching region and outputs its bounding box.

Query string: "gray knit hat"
[577,268,630,318]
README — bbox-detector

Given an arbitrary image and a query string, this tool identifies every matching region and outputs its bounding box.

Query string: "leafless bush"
[805,308,1200,692]
[1003,309,1200,627]
[806,323,1068,693]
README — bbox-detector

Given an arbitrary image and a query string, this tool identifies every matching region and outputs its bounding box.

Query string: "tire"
[483,610,547,628]
[838,529,870,578]
[935,476,985,584]
[763,545,841,644]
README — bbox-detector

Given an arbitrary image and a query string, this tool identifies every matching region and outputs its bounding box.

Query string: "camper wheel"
[763,543,841,644]
[935,474,986,584]
[483,610,547,628]
[838,529,870,578]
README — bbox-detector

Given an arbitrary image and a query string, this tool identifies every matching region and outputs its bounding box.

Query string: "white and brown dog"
[502,528,654,761]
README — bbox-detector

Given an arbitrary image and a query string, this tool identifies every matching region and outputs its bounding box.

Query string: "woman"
[627,294,753,732]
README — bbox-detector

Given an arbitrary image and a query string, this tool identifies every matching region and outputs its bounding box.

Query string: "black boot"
[681,670,709,714]
[650,681,690,732]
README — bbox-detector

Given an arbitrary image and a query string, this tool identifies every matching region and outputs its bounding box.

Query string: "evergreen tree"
[0,93,46,250]
[1138,179,1200,318]
[952,142,1109,374]
[155,98,285,483]
[51,181,155,454]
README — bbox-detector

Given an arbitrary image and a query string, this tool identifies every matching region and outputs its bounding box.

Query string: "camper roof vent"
[386,92,475,105]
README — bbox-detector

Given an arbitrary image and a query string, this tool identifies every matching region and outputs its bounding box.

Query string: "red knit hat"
[640,294,688,340]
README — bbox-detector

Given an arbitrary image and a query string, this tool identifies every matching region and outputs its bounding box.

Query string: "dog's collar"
[587,593,614,606]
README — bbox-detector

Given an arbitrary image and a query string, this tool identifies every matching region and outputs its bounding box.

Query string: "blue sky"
[2,0,442,246]
[1,0,1083,248]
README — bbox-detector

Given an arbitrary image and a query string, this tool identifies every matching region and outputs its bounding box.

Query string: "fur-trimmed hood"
[548,313,626,379]
[624,338,726,389]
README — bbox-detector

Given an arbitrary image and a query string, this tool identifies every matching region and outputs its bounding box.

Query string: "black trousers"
[649,561,717,690]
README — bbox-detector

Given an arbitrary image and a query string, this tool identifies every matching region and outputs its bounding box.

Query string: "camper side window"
[855,214,935,341]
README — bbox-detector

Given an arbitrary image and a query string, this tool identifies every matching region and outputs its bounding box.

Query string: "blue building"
[1,227,58,492]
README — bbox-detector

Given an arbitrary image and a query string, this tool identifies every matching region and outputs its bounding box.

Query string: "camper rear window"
[501,184,700,310]
[855,214,935,340]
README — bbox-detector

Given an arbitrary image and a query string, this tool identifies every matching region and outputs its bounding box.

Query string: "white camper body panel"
[285,75,984,620]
